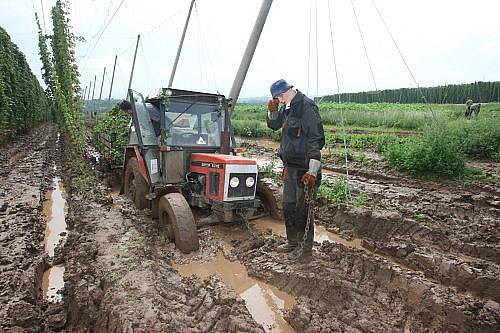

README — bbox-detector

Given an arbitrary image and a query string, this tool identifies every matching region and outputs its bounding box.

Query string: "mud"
[0,124,58,331]
[61,150,265,332]
[233,237,500,332]
[2,125,499,332]
[173,250,296,333]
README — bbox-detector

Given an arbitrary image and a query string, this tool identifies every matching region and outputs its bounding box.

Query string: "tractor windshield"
[164,99,223,147]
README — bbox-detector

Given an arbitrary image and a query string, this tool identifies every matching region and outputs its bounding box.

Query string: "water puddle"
[42,265,65,303]
[173,252,295,333]
[42,177,68,257]
[42,175,67,302]
[252,216,365,250]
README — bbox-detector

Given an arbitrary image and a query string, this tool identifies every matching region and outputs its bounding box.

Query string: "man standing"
[266,79,325,260]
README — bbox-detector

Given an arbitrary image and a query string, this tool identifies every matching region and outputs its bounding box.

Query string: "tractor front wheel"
[158,193,199,254]
[256,177,283,220]
[124,157,149,210]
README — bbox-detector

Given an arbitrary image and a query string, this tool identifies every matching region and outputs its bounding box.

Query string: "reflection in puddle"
[42,177,68,257]
[173,252,295,333]
[42,265,65,302]
[252,216,365,250]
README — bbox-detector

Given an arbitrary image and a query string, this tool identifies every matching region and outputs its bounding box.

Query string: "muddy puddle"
[42,175,67,302]
[42,177,68,256]
[42,265,65,303]
[252,216,364,250]
[173,251,295,333]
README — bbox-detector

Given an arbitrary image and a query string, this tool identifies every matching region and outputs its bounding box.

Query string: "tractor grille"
[227,173,256,198]
[209,172,220,196]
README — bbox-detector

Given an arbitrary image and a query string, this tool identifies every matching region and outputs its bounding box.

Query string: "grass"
[317,176,368,206]
[234,102,500,130]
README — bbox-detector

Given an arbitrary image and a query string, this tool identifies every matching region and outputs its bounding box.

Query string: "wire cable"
[194,2,218,92]
[370,0,435,115]
[39,0,47,34]
[350,0,378,92]
[315,0,319,101]
[81,0,127,72]
[327,0,351,200]
[306,1,312,95]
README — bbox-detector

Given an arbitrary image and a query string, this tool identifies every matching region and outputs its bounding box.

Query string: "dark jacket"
[266,90,325,169]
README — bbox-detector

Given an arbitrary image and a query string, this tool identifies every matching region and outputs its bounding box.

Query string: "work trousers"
[282,167,319,246]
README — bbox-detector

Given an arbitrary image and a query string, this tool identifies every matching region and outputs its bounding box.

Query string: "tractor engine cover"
[190,153,258,202]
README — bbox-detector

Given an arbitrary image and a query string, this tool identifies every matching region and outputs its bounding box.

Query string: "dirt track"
[0,126,499,332]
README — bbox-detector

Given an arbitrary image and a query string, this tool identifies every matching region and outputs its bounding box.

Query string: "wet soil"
[240,138,500,330]
[0,124,58,331]
[2,127,499,332]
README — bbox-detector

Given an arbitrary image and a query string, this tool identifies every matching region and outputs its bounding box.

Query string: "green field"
[233,102,500,130]
[233,102,500,178]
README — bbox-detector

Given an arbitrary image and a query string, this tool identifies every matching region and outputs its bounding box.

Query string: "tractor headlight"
[229,176,240,188]
[245,176,255,188]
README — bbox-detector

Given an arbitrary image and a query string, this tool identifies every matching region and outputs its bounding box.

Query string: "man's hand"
[302,159,321,188]
[301,172,316,188]
[267,98,279,113]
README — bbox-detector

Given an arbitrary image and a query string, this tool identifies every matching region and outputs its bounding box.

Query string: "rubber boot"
[278,205,298,253]
[288,230,313,261]
[276,242,297,253]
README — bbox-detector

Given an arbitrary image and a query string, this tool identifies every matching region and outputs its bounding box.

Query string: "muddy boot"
[288,243,313,261]
[277,241,297,253]
[279,204,298,253]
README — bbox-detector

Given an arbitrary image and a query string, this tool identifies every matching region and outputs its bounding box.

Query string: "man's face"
[277,89,294,104]
[277,93,286,104]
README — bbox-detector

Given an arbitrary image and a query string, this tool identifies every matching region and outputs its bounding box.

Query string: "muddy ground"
[0,126,499,332]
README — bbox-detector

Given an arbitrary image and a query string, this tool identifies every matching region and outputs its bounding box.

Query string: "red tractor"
[122,88,280,253]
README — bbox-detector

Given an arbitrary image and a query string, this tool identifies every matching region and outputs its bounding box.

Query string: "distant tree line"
[323,81,500,104]
[0,27,50,142]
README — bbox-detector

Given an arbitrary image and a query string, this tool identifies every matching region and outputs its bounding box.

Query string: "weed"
[415,213,427,221]
[257,158,281,182]
[71,158,100,199]
[384,123,466,178]
[317,176,367,206]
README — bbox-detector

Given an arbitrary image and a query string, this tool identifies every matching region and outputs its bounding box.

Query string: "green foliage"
[383,124,466,178]
[317,176,368,206]
[92,106,130,165]
[0,26,50,142]
[234,101,500,131]
[71,158,100,199]
[36,0,84,150]
[448,118,500,159]
[257,158,281,182]
[232,119,281,141]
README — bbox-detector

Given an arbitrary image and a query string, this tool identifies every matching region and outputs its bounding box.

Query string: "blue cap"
[270,79,292,99]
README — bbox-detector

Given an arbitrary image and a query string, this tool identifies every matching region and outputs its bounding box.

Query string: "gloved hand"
[267,98,279,113]
[301,159,321,188]
[301,172,316,188]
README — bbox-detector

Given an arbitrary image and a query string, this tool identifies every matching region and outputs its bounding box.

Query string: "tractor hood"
[190,153,256,166]
[190,153,257,202]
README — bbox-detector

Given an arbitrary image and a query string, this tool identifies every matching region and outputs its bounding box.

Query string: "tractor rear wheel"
[158,193,199,254]
[124,157,149,210]
[256,177,283,220]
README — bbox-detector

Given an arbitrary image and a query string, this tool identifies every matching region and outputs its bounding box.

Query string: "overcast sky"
[1,0,500,99]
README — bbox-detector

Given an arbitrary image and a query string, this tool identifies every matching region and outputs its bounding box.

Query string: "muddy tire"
[124,157,149,210]
[158,193,199,254]
[256,177,283,220]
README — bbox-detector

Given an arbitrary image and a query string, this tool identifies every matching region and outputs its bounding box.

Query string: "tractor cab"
[123,88,273,253]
